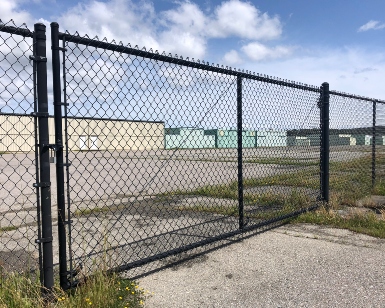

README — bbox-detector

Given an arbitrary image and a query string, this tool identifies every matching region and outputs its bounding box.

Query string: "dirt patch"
[332,195,385,220]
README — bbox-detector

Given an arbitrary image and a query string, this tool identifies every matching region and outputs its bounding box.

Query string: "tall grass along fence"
[1,20,384,295]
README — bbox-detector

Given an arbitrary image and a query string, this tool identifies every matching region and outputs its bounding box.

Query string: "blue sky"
[2,0,385,99]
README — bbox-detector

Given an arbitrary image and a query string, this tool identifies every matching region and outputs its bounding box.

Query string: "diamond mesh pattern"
[0,21,39,273]
[2,20,384,286]
[242,79,321,226]
[329,93,384,207]
[2,22,385,281]
[60,33,323,276]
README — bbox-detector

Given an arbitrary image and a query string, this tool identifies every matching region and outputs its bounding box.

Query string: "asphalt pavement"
[139,223,385,308]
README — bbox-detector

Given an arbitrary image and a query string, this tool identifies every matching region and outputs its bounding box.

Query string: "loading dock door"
[90,136,98,150]
[79,136,87,150]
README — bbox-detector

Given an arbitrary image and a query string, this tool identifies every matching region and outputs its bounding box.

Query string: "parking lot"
[0,145,372,273]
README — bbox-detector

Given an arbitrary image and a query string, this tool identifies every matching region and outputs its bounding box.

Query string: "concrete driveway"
[139,223,385,308]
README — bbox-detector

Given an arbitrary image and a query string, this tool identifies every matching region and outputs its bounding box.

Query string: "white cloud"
[241,47,385,99]
[159,2,207,58]
[57,0,160,51]
[241,42,292,61]
[222,50,243,65]
[1,0,285,60]
[55,0,284,60]
[208,0,281,40]
[358,20,385,32]
[0,0,34,26]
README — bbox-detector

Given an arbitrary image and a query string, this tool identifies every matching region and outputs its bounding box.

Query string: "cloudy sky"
[2,0,385,100]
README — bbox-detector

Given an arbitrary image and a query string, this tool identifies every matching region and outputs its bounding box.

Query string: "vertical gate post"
[237,76,244,229]
[51,22,70,290]
[372,101,376,188]
[34,23,54,292]
[320,82,330,203]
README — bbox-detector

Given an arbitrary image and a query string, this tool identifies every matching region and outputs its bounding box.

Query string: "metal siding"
[165,128,215,149]
[0,115,165,152]
[256,131,287,147]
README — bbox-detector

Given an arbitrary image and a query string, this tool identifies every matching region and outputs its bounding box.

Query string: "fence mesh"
[59,32,323,276]
[375,102,385,199]
[328,94,379,211]
[0,22,39,274]
[62,36,241,275]
[1,21,385,285]
[242,79,321,226]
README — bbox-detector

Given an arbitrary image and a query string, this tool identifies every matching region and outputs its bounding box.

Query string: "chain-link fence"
[328,92,385,209]
[1,21,385,292]
[56,28,324,286]
[0,21,40,277]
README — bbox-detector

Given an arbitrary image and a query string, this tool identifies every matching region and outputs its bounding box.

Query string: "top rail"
[0,24,33,38]
[58,32,321,92]
[329,90,385,105]
[59,31,385,104]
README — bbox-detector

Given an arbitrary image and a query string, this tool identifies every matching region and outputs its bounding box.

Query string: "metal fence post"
[320,82,330,203]
[34,22,54,292]
[372,101,376,188]
[237,76,244,229]
[51,22,71,290]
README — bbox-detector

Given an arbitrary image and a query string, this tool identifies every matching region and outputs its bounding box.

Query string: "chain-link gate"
[2,20,385,294]
[49,23,326,288]
[0,21,54,290]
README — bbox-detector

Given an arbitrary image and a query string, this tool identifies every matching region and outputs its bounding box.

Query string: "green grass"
[160,153,385,237]
[0,226,19,232]
[172,189,313,221]
[0,270,148,308]
[292,207,385,238]
[75,153,385,238]
[244,157,319,166]
[73,207,113,217]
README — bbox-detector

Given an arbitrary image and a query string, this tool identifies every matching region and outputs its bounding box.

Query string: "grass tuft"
[0,270,147,308]
[292,207,385,238]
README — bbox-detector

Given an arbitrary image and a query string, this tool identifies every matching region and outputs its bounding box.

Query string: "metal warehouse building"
[256,130,287,147]
[164,128,215,149]
[204,129,257,148]
[287,127,385,146]
[164,128,287,149]
[0,114,165,152]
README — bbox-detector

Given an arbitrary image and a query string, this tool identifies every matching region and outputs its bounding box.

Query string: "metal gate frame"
[50,22,327,290]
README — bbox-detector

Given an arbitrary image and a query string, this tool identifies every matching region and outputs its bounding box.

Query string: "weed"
[0,270,147,308]
[292,207,385,238]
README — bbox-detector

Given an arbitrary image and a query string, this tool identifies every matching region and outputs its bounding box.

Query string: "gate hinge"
[35,236,53,244]
[33,182,51,188]
[29,55,47,62]
[60,268,80,279]
[57,162,72,167]
[38,144,63,151]
[51,46,67,52]
[30,112,49,118]
[63,220,73,225]
[53,102,69,106]
[60,264,82,290]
